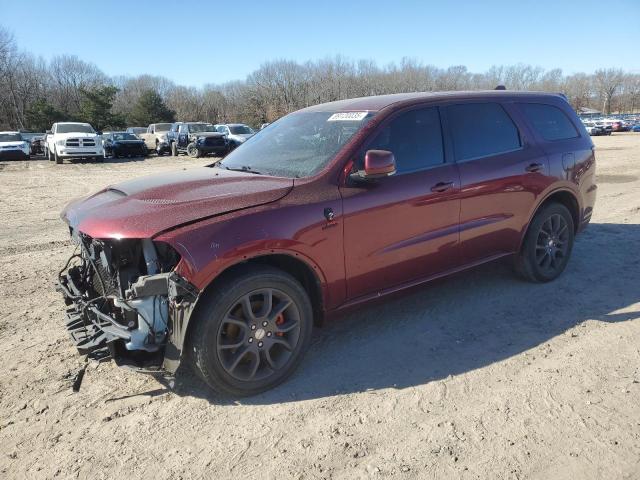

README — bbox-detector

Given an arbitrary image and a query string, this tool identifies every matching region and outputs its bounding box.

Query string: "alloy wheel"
[216,288,301,382]
[535,213,569,275]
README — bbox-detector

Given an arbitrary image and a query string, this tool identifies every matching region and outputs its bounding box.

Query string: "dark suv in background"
[167,122,229,158]
[58,90,596,396]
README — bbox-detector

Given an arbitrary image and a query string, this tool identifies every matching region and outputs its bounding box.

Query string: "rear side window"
[519,103,579,141]
[447,103,521,161]
[364,107,444,174]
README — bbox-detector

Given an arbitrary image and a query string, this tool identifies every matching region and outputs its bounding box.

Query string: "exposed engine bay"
[57,229,192,371]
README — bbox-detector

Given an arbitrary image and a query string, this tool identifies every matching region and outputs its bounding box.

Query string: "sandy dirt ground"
[0,135,639,480]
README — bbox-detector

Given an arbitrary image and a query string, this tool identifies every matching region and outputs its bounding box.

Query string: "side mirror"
[46,130,52,134]
[351,150,396,182]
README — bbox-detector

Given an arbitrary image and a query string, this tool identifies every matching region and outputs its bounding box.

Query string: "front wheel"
[190,266,313,396]
[187,143,200,158]
[54,149,62,164]
[514,202,574,282]
[171,141,178,156]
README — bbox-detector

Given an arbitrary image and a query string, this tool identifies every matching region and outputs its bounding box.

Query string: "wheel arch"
[180,252,326,361]
[519,188,580,251]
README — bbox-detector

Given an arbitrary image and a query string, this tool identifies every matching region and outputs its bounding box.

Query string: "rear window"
[519,103,579,141]
[447,103,521,161]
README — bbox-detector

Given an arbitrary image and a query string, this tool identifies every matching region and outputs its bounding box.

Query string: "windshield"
[0,133,22,142]
[112,133,138,141]
[190,123,217,133]
[155,123,172,132]
[219,111,374,178]
[56,123,95,134]
[229,125,254,135]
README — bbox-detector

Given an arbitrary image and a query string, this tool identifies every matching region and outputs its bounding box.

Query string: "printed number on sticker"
[327,112,368,122]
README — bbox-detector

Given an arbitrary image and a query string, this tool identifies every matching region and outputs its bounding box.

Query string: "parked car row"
[579,114,640,136]
[5,120,256,164]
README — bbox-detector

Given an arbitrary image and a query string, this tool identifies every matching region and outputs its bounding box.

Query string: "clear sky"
[1,0,638,87]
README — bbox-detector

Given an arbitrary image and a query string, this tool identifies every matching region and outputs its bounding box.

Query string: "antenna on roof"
[495,85,506,90]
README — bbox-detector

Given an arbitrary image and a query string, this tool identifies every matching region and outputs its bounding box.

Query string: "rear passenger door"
[341,106,461,300]
[444,102,551,264]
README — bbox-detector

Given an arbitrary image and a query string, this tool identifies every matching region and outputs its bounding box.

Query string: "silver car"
[214,123,255,148]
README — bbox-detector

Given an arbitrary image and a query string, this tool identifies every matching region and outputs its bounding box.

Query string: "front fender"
[153,195,345,310]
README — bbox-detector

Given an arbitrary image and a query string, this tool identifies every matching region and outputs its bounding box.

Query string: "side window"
[519,103,579,141]
[363,107,444,174]
[179,124,186,133]
[447,103,521,161]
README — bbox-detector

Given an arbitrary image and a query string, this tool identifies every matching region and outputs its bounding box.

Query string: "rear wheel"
[515,202,574,282]
[190,266,313,396]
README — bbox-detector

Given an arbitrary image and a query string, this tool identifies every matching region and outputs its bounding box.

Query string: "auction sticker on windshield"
[327,112,369,122]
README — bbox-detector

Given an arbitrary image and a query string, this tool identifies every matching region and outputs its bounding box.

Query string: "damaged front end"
[57,229,198,373]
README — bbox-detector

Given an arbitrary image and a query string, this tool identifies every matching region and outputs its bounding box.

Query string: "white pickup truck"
[46,122,104,164]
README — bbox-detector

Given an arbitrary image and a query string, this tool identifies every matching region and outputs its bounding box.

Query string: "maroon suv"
[58,91,597,396]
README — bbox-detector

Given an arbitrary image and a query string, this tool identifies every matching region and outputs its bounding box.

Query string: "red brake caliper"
[275,313,285,337]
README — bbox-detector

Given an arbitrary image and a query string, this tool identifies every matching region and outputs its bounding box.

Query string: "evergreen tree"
[128,89,175,126]
[78,85,125,131]
[25,99,65,132]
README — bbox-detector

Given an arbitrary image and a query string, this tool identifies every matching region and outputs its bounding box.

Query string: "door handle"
[525,162,543,173]
[430,181,454,193]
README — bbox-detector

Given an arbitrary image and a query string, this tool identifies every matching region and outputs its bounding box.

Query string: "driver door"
[340,106,461,300]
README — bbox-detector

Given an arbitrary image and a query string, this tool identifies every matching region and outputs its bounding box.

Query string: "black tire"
[187,143,200,158]
[189,266,313,396]
[54,149,62,164]
[515,202,574,282]
[171,141,178,156]
[47,148,53,162]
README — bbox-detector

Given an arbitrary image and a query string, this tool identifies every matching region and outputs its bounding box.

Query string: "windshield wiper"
[219,163,263,175]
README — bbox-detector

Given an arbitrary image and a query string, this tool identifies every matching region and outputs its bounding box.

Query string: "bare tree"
[594,68,625,114]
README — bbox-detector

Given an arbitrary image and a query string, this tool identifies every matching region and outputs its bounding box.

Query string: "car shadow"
[138,222,640,405]
[67,156,149,165]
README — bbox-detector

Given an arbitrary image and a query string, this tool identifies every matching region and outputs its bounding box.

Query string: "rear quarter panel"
[515,99,596,231]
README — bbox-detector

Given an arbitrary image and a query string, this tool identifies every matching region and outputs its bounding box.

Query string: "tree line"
[1,26,639,132]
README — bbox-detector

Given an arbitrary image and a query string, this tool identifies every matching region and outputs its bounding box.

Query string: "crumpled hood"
[61,167,294,239]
